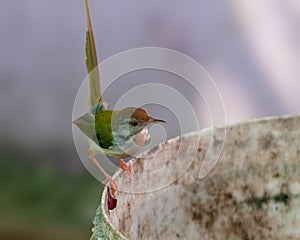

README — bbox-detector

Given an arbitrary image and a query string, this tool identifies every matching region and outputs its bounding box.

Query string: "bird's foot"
[119,159,133,174]
[101,178,117,210]
[101,177,117,197]
[87,150,117,210]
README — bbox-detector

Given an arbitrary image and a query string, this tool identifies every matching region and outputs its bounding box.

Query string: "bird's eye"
[129,120,138,127]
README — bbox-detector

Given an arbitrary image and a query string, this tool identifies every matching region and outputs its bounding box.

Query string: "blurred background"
[0,0,299,239]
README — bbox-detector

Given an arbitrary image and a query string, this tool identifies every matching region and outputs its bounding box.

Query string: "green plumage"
[94,110,114,149]
[73,105,117,149]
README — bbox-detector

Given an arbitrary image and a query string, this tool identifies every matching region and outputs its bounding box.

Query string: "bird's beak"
[148,118,166,124]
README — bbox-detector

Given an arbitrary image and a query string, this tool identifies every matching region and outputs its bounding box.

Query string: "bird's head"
[112,107,166,138]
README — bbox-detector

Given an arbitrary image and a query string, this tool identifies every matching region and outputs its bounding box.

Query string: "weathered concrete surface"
[92,115,300,240]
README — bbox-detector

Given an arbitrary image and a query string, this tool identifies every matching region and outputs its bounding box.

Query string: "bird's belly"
[111,127,150,158]
[90,128,150,159]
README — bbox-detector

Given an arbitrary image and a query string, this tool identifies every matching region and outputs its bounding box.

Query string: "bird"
[74,0,165,210]
[73,103,165,197]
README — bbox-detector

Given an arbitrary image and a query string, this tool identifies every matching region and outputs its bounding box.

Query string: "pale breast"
[133,127,150,147]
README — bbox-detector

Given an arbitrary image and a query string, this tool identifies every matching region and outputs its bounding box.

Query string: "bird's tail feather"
[73,113,97,142]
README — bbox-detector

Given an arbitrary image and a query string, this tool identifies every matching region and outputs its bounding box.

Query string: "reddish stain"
[107,188,117,210]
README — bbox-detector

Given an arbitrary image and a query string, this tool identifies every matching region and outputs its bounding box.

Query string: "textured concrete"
[92,115,300,239]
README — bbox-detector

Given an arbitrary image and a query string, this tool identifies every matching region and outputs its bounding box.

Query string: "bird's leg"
[119,158,132,174]
[87,150,117,196]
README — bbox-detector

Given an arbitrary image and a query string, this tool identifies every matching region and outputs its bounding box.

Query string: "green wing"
[95,110,114,148]
[74,110,115,149]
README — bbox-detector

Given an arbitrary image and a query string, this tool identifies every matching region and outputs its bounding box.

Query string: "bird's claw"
[102,177,117,197]
[119,159,133,174]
